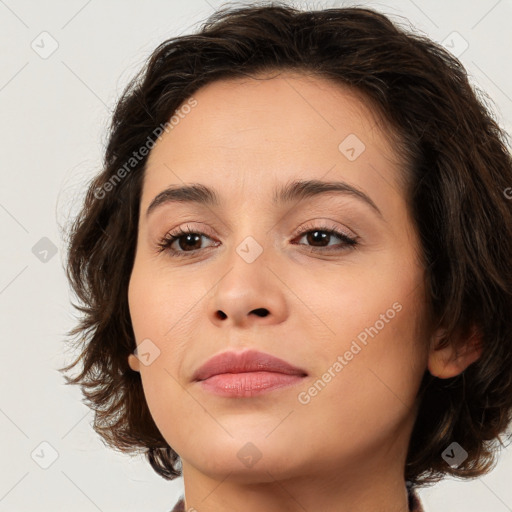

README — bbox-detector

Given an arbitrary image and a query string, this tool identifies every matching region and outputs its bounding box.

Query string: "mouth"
[193,349,308,398]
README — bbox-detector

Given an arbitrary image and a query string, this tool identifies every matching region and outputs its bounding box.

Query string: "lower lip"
[197,371,306,397]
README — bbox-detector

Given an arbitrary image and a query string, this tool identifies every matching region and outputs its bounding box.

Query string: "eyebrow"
[146,179,383,218]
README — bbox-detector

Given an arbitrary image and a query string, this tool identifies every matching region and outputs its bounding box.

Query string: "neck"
[180,454,410,512]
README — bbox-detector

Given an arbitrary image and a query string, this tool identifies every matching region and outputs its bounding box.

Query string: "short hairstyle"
[59,2,512,487]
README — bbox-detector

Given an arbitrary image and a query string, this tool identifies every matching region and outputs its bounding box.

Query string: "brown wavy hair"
[59,1,512,488]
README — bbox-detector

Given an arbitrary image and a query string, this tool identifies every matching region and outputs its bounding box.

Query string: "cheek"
[290,297,425,465]
[294,255,426,415]
[127,266,190,447]
[128,259,196,343]
[127,262,199,430]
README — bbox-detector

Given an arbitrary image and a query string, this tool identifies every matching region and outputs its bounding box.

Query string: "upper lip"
[192,349,308,382]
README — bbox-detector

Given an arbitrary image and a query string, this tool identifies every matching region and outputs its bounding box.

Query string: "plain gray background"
[1,0,511,510]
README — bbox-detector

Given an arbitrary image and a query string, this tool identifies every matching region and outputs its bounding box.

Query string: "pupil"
[182,234,200,250]
[308,230,328,246]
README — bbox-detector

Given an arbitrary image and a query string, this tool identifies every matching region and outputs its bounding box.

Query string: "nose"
[207,241,289,329]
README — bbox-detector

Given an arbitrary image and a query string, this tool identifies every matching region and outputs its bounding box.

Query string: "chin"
[181,436,303,481]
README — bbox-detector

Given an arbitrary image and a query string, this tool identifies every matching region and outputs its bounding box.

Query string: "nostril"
[252,308,269,317]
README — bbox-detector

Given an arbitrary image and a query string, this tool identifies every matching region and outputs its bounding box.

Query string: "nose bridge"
[240,200,289,262]
[229,216,273,281]
[228,200,277,259]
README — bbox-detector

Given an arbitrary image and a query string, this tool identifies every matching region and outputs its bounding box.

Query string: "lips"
[192,349,308,382]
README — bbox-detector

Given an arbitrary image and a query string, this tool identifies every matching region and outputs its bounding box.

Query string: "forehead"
[141,72,403,209]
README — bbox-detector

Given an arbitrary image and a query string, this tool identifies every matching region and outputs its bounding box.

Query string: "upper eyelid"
[160,211,359,233]
[165,221,358,243]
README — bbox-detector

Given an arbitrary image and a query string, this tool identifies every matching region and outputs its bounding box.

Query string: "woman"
[60,3,512,511]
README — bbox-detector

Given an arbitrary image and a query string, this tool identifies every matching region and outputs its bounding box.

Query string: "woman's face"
[127,73,430,483]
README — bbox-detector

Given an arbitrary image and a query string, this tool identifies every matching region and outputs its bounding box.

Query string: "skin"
[127,72,482,512]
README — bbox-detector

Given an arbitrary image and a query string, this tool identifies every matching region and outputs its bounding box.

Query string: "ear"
[428,323,483,379]
[128,353,141,372]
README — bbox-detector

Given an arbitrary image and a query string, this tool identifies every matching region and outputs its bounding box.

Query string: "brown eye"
[157,223,358,258]
[157,226,218,257]
[292,224,358,253]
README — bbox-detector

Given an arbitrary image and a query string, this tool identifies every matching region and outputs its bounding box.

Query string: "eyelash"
[156,222,359,258]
